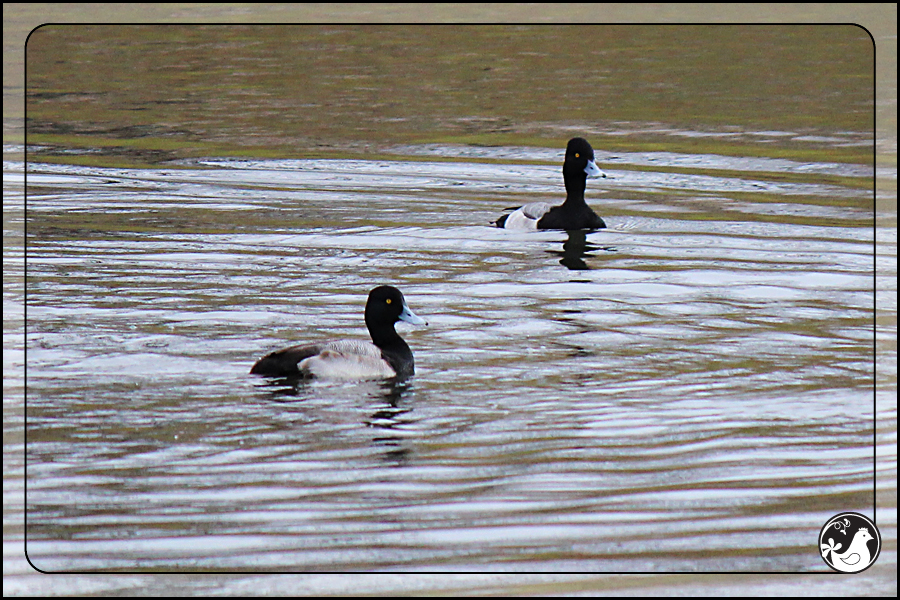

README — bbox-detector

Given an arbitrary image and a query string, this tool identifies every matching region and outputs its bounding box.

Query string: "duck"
[494,137,607,230]
[250,285,426,380]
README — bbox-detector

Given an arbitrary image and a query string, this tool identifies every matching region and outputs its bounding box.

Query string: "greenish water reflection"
[25,25,873,166]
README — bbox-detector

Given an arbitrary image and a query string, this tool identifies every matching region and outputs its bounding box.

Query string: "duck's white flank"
[297,340,396,380]
[502,202,551,230]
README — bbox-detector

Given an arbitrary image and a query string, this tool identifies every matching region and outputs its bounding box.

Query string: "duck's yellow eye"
[575,153,580,158]
[385,298,392,305]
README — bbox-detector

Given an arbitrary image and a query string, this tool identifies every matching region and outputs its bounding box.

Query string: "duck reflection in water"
[254,376,416,466]
[547,229,615,270]
[365,379,416,466]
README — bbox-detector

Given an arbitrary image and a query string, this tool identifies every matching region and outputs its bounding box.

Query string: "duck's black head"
[564,138,603,176]
[365,286,426,333]
[563,137,604,199]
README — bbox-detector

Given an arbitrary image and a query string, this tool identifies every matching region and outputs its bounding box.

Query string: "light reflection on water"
[16,145,891,572]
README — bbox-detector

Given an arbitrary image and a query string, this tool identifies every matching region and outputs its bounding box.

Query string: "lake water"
[13,134,893,573]
[5,19,897,595]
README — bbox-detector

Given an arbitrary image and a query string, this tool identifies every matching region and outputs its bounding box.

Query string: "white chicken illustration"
[821,527,874,572]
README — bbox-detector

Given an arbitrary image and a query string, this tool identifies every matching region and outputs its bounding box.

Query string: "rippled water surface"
[13,140,893,573]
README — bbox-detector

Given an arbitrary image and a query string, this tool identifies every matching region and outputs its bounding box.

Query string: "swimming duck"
[494,137,606,230]
[250,285,426,380]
